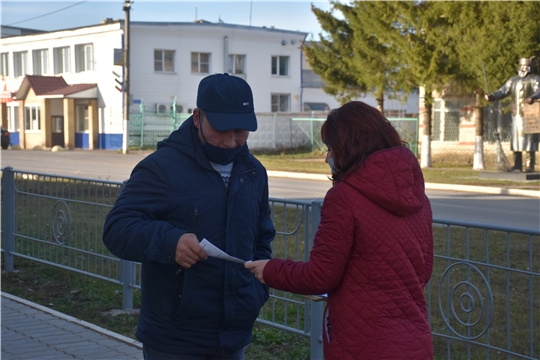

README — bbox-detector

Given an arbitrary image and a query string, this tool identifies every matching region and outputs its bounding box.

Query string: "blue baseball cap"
[196,73,258,131]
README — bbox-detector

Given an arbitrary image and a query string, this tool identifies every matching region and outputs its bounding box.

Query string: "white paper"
[200,238,247,264]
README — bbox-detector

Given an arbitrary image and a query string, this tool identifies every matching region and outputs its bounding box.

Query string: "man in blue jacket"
[103,73,276,359]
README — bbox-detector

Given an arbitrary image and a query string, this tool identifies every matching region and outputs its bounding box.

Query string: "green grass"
[251,150,540,190]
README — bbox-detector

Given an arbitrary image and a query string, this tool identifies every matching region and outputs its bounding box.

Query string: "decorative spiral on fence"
[52,200,72,245]
[437,262,494,340]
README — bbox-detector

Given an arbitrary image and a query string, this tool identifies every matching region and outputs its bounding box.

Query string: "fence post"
[121,259,134,310]
[140,108,145,148]
[2,166,15,272]
[310,199,324,359]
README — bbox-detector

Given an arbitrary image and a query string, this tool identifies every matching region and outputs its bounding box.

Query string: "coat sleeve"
[102,157,184,264]
[263,185,354,295]
[254,170,275,261]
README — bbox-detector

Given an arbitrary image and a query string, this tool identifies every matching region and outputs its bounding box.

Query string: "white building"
[0,20,308,149]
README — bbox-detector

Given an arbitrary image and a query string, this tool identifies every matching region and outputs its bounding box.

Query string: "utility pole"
[122,0,133,154]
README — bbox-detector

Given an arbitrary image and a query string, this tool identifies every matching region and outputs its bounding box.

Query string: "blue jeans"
[142,344,245,360]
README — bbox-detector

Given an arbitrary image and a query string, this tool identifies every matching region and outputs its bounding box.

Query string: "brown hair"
[321,101,408,183]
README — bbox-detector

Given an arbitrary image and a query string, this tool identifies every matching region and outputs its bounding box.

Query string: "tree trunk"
[420,86,432,168]
[376,94,384,114]
[472,92,485,170]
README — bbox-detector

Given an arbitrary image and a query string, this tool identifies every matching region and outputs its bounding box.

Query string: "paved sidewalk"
[1,292,143,360]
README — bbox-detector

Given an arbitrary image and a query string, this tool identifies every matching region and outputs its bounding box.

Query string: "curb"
[1,292,143,349]
[266,170,540,198]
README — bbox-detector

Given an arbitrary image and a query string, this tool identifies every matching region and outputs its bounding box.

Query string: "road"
[2,149,539,230]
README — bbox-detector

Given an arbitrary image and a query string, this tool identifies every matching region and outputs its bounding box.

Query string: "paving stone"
[1,294,143,360]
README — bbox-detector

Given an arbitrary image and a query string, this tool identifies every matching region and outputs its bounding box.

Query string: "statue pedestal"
[478,171,540,181]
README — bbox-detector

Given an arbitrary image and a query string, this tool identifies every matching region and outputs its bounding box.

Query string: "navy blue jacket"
[102,117,275,355]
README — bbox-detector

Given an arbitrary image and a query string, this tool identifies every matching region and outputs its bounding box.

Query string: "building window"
[75,44,93,72]
[52,116,63,133]
[191,52,210,73]
[25,105,41,131]
[228,54,245,74]
[8,105,18,131]
[304,102,329,111]
[271,94,290,112]
[54,47,71,74]
[32,49,49,75]
[154,50,175,72]
[1,53,9,77]
[271,56,289,76]
[14,51,28,77]
[76,105,89,132]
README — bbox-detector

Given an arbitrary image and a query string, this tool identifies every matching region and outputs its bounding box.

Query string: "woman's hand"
[245,260,269,284]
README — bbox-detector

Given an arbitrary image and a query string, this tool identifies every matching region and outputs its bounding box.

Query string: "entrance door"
[51,116,65,147]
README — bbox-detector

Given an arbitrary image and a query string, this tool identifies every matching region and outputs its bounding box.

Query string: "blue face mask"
[199,118,246,165]
[202,141,246,165]
[327,157,337,174]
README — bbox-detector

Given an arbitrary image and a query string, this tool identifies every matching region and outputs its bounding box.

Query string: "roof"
[14,76,97,100]
[15,75,67,99]
[130,21,308,36]
[43,83,97,96]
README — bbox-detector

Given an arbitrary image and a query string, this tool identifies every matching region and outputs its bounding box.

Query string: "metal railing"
[2,167,538,359]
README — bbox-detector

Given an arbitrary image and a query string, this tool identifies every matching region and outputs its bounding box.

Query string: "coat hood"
[343,146,426,217]
[156,115,198,157]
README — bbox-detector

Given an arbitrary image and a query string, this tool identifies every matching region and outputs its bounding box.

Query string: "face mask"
[327,157,337,174]
[199,117,246,165]
[202,141,246,165]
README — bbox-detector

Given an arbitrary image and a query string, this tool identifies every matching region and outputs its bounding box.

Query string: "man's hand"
[175,233,208,268]
[485,94,491,102]
[526,97,534,104]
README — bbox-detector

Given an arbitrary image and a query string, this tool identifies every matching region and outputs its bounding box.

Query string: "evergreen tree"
[305,2,402,112]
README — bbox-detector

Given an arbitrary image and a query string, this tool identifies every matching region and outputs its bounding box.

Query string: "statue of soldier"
[485,57,540,173]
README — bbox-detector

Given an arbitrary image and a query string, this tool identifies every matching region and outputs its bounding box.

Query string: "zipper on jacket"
[189,206,199,232]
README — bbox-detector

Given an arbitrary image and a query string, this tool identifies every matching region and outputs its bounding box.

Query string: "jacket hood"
[156,116,198,156]
[343,146,426,217]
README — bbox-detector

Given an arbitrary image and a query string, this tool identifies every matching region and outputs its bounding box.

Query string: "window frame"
[14,51,28,77]
[271,93,291,112]
[76,104,89,133]
[154,49,175,73]
[7,104,18,131]
[24,104,41,131]
[271,56,289,76]
[191,52,211,74]
[1,52,9,77]
[227,54,246,74]
[32,49,49,75]
[53,46,71,74]
[75,44,93,73]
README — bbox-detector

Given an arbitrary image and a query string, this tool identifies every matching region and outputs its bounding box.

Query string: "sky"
[1,0,337,40]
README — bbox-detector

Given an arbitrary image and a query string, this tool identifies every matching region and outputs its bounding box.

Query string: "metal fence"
[430,97,518,169]
[128,111,191,148]
[126,111,419,156]
[2,167,539,360]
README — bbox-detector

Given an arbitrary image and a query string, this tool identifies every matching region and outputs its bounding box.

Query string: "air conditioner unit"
[155,103,168,114]
[175,103,187,114]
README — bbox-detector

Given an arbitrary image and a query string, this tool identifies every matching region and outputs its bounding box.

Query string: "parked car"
[1,127,10,149]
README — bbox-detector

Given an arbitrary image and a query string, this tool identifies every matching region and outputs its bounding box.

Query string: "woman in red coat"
[246,101,434,359]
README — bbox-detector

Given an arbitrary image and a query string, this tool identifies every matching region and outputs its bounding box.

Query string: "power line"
[6,0,88,26]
